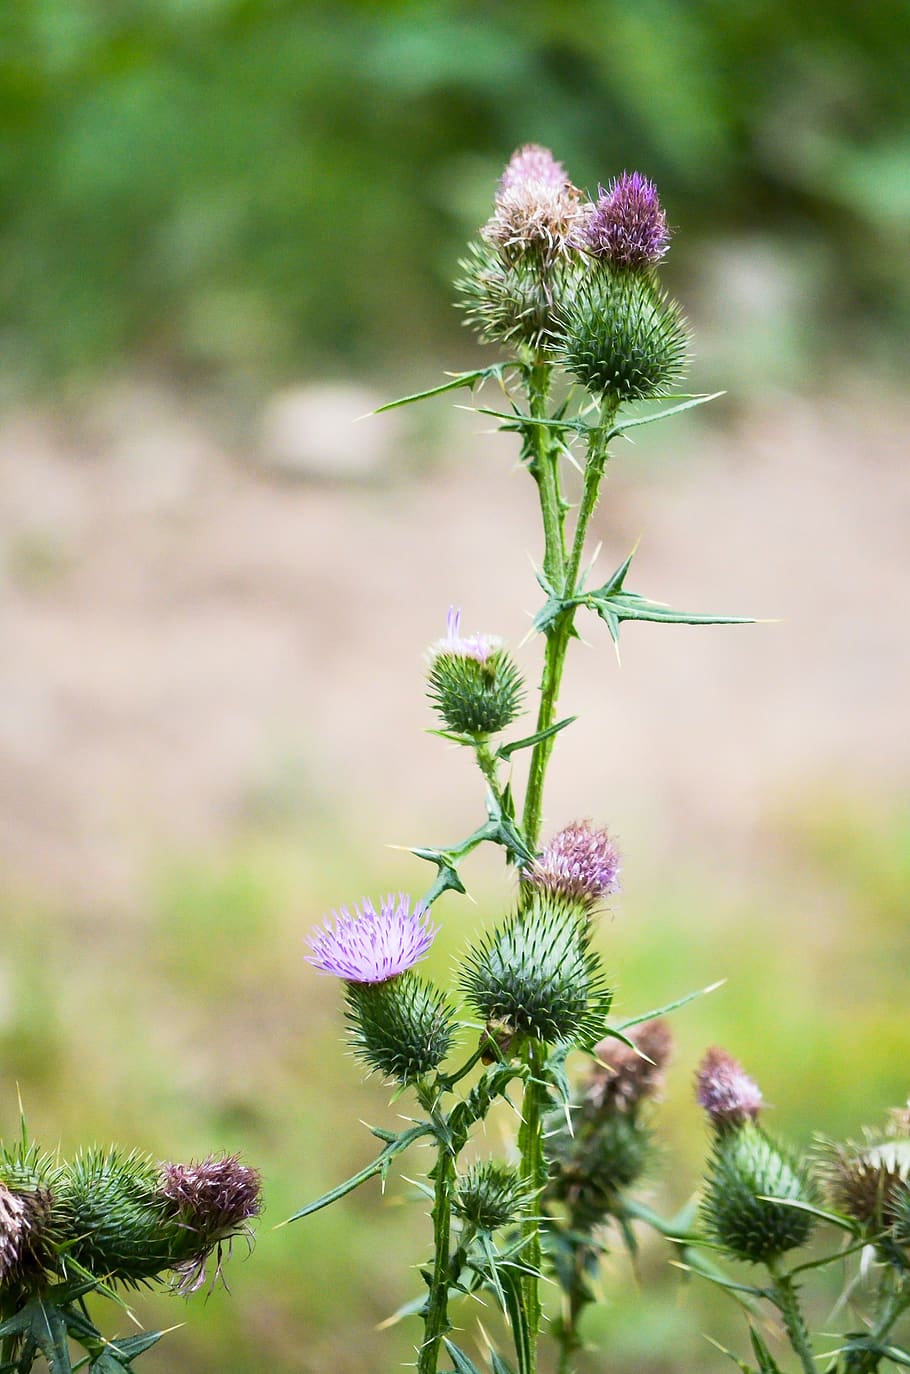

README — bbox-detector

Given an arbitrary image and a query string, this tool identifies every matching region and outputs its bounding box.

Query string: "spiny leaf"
[614,980,726,1032]
[496,715,577,761]
[748,1326,785,1373]
[608,391,725,436]
[443,1339,485,1374]
[284,1123,433,1222]
[374,366,506,413]
[705,1335,758,1373]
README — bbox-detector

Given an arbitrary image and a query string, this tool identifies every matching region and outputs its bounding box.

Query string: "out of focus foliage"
[1,0,908,387]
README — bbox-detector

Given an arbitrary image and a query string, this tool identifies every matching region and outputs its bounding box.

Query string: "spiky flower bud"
[344,972,455,1085]
[454,1161,532,1233]
[459,890,611,1046]
[556,268,688,405]
[700,1120,818,1264]
[696,1047,763,1132]
[307,893,454,1084]
[426,608,524,736]
[584,173,670,270]
[528,820,620,913]
[588,1020,673,1116]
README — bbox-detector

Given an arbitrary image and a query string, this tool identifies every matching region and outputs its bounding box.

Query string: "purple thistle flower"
[498,144,570,194]
[585,171,670,269]
[588,1019,674,1115]
[696,1046,763,1130]
[529,820,621,909]
[0,1186,29,1282]
[429,606,501,665]
[307,894,437,984]
[159,1155,261,1239]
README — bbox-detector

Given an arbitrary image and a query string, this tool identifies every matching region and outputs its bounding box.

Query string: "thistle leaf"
[374,366,506,413]
[496,716,577,761]
[443,1339,485,1374]
[285,1123,433,1222]
[608,391,725,436]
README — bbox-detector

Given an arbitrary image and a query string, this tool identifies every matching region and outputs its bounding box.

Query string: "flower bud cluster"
[696,1050,817,1264]
[458,144,688,402]
[0,1140,261,1299]
[545,1021,672,1229]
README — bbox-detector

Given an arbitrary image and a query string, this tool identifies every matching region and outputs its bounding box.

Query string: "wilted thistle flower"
[457,144,586,352]
[588,1019,673,1116]
[545,1021,672,1226]
[459,889,611,1047]
[426,607,524,737]
[818,1106,910,1240]
[308,895,455,1085]
[454,1161,532,1234]
[528,820,620,913]
[584,172,670,271]
[0,1186,32,1285]
[696,1052,818,1264]
[696,1046,763,1132]
[159,1155,261,1294]
[0,1144,63,1291]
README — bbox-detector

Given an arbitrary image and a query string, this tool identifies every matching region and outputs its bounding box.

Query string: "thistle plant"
[0,1120,261,1372]
[288,142,758,1374]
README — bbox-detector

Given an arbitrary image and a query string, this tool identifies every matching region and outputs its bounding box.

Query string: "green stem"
[518,1040,549,1372]
[417,1111,456,1374]
[767,1259,817,1374]
[522,411,616,852]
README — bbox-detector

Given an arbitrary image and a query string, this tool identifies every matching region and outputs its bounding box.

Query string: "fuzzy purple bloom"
[585,172,669,269]
[430,606,501,665]
[529,820,621,908]
[498,144,570,194]
[307,895,437,984]
[696,1046,763,1130]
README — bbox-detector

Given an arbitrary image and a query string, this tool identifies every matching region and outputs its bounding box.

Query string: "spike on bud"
[426,608,524,736]
[307,894,437,985]
[696,1046,763,1132]
[585,172,670,270]
[529,820,620,912]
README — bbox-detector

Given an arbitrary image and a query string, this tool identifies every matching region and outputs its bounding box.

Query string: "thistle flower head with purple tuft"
[585,171,670,270]
[529,820,620,910]
[588,1019,673,1116]
[430,606,502,666]
[307,894,437,984]
[696,1046,763,1131]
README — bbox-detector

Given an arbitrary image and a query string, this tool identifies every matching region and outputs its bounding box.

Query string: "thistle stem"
[418,1111,456,1374]
[517,1039,549,1371]
[522,412,616,851]
[767,1259,817,1374]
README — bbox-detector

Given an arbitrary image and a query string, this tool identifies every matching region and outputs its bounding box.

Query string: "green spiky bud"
[546,1110,653,1226]
[426,609,524,737]
[454,1161,532,1233]
[459,892,611,1046]
[344,972,455,1085]
[456,240,584,353]
[556,266,688,405]
[57,1148,182,1285]
[701,1121,818,1264]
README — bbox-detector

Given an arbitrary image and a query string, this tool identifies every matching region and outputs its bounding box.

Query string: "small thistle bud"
[546,1109,654,1226]
[459,890,611,1046]
[584,172,670,271]
[696,1047,763,1132]
[557,268,688,405]
[588,1020,673,1116]
[529,820,620,913]
[700,1120,818,1265]
[454,1161,532,1233]
[307,894,454,1084]
[426,608,524,737]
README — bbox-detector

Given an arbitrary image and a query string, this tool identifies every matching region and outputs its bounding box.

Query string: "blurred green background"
[1,2,909,1371]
